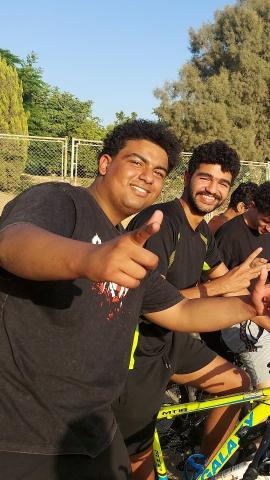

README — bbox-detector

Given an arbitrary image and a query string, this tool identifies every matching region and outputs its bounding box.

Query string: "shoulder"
[208,214,226,234]
[127,200,180,232]
[215,215,243,239]
[1,182,74,214]
[0,182,77,235]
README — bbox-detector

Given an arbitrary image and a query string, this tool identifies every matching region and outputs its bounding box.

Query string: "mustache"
[196,190,222,201]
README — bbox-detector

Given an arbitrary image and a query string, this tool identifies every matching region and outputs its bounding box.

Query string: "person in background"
[215,181,270,389]
[208,181,258,234]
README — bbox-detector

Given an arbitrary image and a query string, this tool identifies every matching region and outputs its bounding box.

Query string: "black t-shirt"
[0,182,181,457]
[215,214,270,350]
[215,214,270,269]
[127,199,221,360]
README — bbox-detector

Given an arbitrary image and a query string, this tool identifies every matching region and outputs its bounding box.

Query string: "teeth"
[133,186,147,193]
[201,194,215,200]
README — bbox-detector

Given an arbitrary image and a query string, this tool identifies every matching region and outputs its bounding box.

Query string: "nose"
[139,166,154,184]
[205,179,218,195]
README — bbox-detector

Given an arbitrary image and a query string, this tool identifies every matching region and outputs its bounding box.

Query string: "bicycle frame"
[153,387,270,479]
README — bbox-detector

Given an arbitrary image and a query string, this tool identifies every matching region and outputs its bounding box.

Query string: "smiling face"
[246,207,270,235]
[185,163,232,215]
[94,139,169,224]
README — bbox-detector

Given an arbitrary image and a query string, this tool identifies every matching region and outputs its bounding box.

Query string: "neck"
[88,179,122,226]
[180,194,205,230]
[243,210,255,230]
[222,207,237,221]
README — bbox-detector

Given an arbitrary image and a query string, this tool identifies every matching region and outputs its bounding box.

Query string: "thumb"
[130,210,163,247]
[255,267,268,288]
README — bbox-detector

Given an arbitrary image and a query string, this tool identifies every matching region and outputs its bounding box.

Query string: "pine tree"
[0,56,28,191]
[0,56,28,134]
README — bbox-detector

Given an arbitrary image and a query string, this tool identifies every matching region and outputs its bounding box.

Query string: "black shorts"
[113,332,216,456]
[0,428,131,480]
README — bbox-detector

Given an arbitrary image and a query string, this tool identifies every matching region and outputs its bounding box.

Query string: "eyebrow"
[129,153,168,174]
[198,172,231,187]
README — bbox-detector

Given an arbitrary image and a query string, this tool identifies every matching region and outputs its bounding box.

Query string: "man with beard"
[113,140,266,479]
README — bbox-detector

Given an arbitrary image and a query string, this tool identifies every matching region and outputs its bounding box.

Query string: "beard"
[186,186,223,215]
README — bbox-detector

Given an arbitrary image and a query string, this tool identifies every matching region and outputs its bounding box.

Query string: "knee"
[222,367,251,394]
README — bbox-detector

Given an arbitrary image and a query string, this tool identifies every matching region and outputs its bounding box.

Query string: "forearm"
[146,296,257,332]
[180,280,227,299]
[181,273,249,299]
[0,224,91,280]
[181,277,245,299]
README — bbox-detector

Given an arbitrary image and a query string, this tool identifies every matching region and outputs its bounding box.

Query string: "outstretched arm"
[181,248,269,299]
[146,268,270,332]
[0,210,164,288]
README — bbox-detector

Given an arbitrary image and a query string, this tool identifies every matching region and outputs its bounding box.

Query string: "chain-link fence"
[71,138,103,187]
[0,134,68,212]
[0,134,269,214]
[70,142,270,199]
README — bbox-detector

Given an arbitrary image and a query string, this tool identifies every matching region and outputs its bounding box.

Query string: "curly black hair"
[253,181,270,215]
[99,119,181,173]
[188,140,240,183]
[229,182,258,209]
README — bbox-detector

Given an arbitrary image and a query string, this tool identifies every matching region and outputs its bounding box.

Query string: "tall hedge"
[0,56,28,191]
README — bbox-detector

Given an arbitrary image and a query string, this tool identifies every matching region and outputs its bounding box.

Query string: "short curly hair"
[229,182,258,209]
[99,119,181,173]
[188,140,240,183]
[253,182,270,215]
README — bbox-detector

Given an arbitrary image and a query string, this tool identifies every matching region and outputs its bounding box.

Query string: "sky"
[1,0,235,126]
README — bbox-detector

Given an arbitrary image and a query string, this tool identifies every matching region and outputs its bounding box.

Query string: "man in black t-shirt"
[208,181,258,234]
[215,181,270,388]
[0,123,269,480]
[114,141,270,480]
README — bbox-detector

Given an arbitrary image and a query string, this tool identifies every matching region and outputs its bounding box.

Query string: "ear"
[236,201,246,213]
[98,154,112,176]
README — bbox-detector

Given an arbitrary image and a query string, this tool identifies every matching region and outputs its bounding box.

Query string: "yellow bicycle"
[153,387,270,479]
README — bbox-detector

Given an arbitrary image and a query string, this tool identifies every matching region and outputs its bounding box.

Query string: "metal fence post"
[71,138,75,181]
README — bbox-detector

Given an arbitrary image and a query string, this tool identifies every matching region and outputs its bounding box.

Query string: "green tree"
[0,50,49,135]
[106,110,138,132]
[74,118,106,140]
[0,49,23,68]
[0,56,28,190]
[25,89,104,176]
[113,110,138,125]
[43,89,94,138]
[0,57,28,134]
[154,0,270,162]
[18,52,50,135]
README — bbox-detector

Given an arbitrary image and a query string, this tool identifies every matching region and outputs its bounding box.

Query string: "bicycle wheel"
[158,383,208,477]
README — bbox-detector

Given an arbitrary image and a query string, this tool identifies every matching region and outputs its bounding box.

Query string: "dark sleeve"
[204,227,222,270]
[127,210,176,277]
[141,270,182,315]
[0,183,76,238]
[215,226,235,269]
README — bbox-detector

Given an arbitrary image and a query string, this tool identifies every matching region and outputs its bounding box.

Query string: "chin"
[124,203,146,216]
[194,205,216,215]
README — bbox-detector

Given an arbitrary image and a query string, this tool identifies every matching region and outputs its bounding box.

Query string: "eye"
[200,175,209,180]
[131,159,143,167]
[154,170,166,179]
